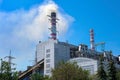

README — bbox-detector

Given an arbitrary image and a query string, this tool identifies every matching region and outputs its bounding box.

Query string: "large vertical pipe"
[50,12,57,40]
[90,29,95,51]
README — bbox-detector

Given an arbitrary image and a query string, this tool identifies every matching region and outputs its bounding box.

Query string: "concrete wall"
[54,43,70,67]
[69,57,98,75]
[36,42,45,62]
[36,39,76,76]
[44,40,56,76]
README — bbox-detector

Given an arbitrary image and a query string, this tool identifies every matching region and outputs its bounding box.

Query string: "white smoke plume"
[11,0,74,42]
[0,0,74,70]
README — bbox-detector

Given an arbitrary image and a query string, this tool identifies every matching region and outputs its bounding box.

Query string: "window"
[46,49,50,53]
[46,59,50,63]
[46,69,50,73]
[46,64,50,68]
[83,48,84,50]
[46,54,50,58]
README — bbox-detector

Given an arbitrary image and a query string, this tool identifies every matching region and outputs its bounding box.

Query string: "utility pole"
[4,50,16,73]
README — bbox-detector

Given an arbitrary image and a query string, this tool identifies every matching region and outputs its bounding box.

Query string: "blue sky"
[0,0,120,70]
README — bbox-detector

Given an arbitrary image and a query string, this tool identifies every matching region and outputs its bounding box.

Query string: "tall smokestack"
[90,29,95,51]
[48,12,58,40]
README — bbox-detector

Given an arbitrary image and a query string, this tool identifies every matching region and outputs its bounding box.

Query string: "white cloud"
[11,0,74,42]
[0,0,74,70]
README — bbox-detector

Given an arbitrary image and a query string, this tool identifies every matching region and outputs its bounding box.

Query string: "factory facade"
[36,39,98,76]
[18,12,120,80]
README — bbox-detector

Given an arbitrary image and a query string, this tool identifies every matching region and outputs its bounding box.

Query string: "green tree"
[116,70,120,80]
[12,72,19,80]
[51,61,90,80]
[44,75,51,80]
[107,53,117,80]
[30,73,44,80]
[30,73,51,80]
[0,59,18,80]
[89,74,98,80]
[97,54,107,80]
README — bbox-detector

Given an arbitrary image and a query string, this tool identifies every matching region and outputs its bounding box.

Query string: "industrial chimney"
[90,29,95,51]
[48,12,58,40]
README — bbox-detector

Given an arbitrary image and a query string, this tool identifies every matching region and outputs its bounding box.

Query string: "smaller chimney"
[90,29,95,51]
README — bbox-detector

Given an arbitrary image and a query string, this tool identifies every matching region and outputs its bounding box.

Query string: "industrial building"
[18,12,120,80]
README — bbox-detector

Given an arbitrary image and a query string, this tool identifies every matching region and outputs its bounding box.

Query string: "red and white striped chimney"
[90,29,95,51]
[50,12,57,40]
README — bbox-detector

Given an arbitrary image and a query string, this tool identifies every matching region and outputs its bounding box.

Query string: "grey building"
[36,39,98,76]
[19,39,120,80]
[36,39,78,76]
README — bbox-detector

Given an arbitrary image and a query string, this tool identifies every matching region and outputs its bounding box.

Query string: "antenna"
[48,12,59,40]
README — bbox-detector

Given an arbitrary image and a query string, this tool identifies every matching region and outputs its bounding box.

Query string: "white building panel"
[69,57,98,74]
[36,39,77,76]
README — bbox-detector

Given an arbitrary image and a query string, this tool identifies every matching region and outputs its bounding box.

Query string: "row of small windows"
[46,64,51,73]
[46,49,51,74]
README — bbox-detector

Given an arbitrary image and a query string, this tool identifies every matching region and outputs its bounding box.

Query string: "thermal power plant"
[18,12,120,80]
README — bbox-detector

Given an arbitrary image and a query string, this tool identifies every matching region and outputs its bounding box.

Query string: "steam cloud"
[12,0,73,42]
[0,0,74,70]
